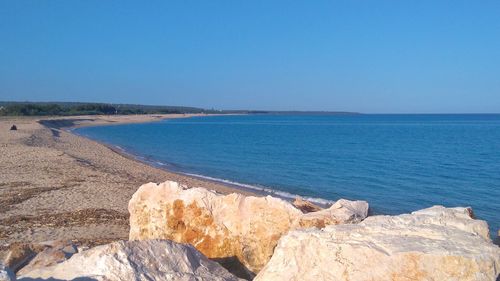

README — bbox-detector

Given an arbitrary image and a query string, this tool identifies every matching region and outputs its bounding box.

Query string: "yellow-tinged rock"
[128,181,368,277]
[292,197,322,213]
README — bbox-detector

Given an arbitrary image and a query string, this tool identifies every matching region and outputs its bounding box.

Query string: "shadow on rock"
[212,256,255,280]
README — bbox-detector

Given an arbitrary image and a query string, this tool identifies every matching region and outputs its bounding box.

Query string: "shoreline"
[72,127,269,198]
[64,115,500,238]
[68,115,335,206]
[3,113,497,252]
[52,113,264,197]
[0,114,258,255]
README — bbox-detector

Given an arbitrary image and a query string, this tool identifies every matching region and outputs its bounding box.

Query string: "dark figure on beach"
[10,125,17,130]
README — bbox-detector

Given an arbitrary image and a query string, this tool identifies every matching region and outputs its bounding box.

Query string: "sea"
[75,114,500,235]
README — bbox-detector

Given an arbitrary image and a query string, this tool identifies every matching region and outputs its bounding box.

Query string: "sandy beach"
[0,114,255,256]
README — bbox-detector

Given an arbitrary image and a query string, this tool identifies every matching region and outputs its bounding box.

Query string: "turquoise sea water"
[75,114,500,235]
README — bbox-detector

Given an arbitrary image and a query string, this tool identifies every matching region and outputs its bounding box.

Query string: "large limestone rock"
[255,206,500,281]
[18,240,242,281]
[128,181,368,276]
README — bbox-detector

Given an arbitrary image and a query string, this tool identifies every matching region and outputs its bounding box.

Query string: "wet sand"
[0,114,256,255]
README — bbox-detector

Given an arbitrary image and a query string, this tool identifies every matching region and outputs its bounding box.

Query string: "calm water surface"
[76,114,500,234]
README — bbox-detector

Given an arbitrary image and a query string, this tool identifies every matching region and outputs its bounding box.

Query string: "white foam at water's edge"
[183,172,336,206]
[71,129,336,206]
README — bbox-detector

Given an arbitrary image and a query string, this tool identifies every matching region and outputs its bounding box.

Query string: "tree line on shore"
[0,101,355,117]
[0,102,244,116]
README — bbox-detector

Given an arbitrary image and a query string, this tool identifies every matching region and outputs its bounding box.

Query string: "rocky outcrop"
[2,243,38,273]
[128,181,368,277]
[2,241,78,275]
[18,240,242,281]
[17,241,78,275]
[294,198,368,228]
[292,197,322,213]
[0,264,15,281]
[255,206,500,281]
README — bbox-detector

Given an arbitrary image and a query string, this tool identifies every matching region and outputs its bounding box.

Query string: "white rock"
[411,205,490,239]
[18,240,242,281]
[128,181,368,276]
[255,206,500,281]
[294,198,369,228]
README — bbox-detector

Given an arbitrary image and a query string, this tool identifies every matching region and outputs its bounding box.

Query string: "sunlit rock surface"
[294,198,368,228]
[128,181,368,276]
[255,206,500,281]
[18,240,242,281]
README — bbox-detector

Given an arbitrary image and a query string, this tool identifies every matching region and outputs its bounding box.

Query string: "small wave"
[183,172,335,206]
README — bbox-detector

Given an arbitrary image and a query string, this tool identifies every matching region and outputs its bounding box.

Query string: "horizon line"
[0,100,499,115]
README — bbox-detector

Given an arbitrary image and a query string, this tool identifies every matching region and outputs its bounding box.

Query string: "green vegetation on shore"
[0,102,247,116]
[0,101,358,116]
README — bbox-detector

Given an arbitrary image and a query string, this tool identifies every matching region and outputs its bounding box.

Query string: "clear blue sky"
[1,1,499,113]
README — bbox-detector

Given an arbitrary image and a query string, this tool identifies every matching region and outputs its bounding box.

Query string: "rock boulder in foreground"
[18,240,242,281]
[255,206,500,281]
[128,181,368,277]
